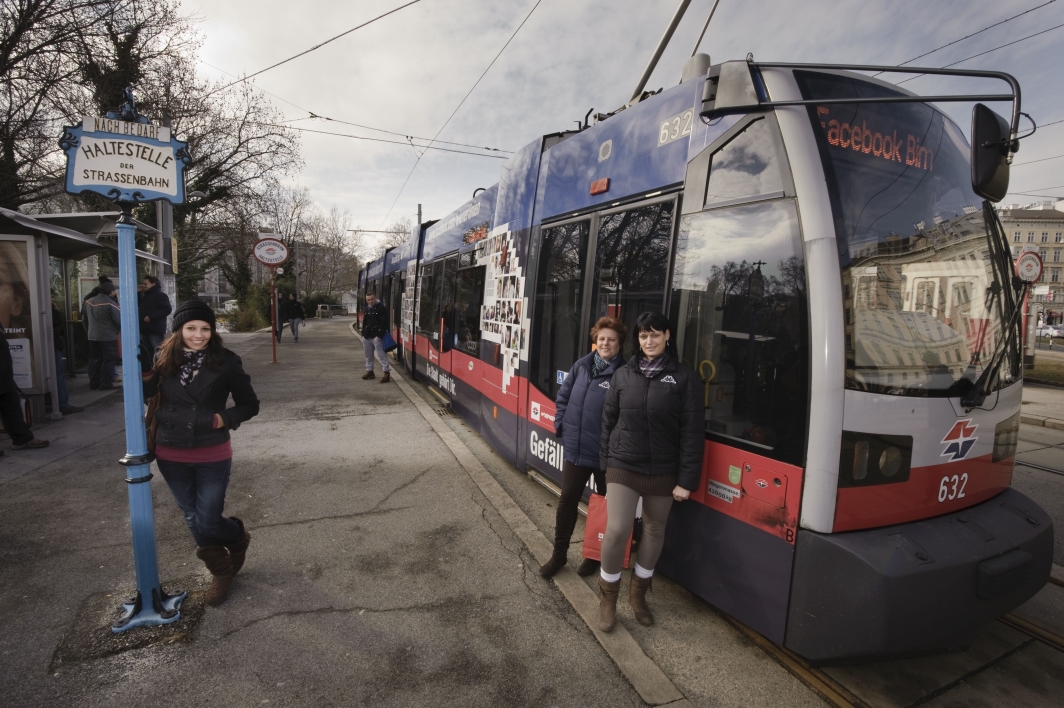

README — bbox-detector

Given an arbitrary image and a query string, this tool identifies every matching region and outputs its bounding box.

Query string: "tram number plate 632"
[938,473,968,502]
[658,109,694,146]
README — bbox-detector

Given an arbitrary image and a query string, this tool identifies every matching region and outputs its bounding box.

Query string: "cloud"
[186,0,1064,230]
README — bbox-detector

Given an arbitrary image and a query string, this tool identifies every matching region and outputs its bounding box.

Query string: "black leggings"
[551,461,603,548]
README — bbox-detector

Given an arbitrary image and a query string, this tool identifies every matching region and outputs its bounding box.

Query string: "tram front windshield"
[796,71,1018,398]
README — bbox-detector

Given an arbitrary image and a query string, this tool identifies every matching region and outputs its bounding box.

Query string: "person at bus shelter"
[361,291,391,383]
[597,311,704,631]
[540,316,627,579]
[286,293,305,343]
[85,281,122,390]
[142,300,259,606]
[138,274,172,351]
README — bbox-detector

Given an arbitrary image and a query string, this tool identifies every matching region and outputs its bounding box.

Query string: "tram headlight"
[839,431,913,487]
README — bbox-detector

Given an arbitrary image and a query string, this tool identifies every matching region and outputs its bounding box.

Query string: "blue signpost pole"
[58,88,191,631]
[111,205,186,632]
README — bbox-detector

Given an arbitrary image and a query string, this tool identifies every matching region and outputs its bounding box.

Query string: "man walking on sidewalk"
[287,293,305,342]
[85,281,121,390]
[361,292,390,383]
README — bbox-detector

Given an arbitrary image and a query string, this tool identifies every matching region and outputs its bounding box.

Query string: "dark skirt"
[605,467,677,497]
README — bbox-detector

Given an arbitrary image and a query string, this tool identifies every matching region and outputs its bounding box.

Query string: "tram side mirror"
[701,61,761,118]
[971,103,1011,202]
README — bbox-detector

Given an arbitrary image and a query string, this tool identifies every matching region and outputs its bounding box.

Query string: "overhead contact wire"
[379,0,542,227]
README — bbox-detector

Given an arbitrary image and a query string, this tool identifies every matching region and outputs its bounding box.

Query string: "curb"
[350,323,690,707]
[1020,414,1064,432]
[1026,378,1064,389]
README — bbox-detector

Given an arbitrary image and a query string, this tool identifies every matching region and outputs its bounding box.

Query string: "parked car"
[1037,325,1063,338]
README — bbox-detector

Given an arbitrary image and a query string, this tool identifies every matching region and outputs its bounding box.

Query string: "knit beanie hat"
[171,299,216,332]
[99,282,116,294]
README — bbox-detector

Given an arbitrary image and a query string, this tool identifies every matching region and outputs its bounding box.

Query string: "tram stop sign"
[253,236,290,267]
[1016,252,1044,283]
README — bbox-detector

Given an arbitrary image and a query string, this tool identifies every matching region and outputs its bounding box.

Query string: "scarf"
[591,351,612,377]
[179,349,207,387]
[638,351,670,379]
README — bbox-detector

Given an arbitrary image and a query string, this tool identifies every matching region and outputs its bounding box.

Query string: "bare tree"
[380,216,412,250]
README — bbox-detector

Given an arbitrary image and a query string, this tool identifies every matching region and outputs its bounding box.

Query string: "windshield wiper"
[962,203,1026,409]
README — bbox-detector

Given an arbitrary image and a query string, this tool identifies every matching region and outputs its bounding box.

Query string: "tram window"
[417,261,439,338]
[454,266,485,356]
[704,118,785,207]
[529,220,590,399]
[795,70,1020,398]
[668,199,808,465]
[592,200,675,358]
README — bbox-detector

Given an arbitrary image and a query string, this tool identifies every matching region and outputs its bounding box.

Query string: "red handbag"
[582,493,632,568]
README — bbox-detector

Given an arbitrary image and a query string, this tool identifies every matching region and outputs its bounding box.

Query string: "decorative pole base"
[112,587,188,633]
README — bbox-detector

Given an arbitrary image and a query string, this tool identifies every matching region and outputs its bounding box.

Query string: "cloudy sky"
[188,0,1064,240]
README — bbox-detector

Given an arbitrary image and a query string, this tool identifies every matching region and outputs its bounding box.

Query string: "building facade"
[998,200,1064,325]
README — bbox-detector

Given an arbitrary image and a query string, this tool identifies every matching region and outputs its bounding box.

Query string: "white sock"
[634,563,654,579]
[600,569,622,583]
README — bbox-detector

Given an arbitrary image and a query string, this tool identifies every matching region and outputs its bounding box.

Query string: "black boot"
[539,503,579,578]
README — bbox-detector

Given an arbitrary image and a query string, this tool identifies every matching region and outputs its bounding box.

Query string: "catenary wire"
[200,60,513,155]
[874,0,1057,75]
[249,122,509,159]
[213,0,424,93]
[1014,153,1064,166]
[897,22,1064,84]
[379,0,542,227]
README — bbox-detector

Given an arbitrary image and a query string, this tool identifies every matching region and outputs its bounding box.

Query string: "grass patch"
[1029,357,1064,384]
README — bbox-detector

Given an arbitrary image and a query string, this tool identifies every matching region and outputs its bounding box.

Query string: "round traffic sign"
[1016,251,1043,283]
[253,237,289,266]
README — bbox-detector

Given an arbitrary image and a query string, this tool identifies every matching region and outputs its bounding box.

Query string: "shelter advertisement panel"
[0,236,39,389]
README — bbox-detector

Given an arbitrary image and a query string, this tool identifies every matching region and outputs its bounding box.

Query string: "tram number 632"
[658,109,694,146]
[938,473,969,503]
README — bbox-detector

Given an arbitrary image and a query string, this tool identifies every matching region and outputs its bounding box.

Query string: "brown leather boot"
[629,574,654,626]
[576,558,600,576]
[539,543,568,578]
[597,577,621,632]
[196,545,235,606]
[361,371,375,380]
[224,518,251,574]
[380,372,391,383]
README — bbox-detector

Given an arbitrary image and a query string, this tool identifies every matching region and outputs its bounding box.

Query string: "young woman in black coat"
[144,300,260,606]
[596,311,704,631]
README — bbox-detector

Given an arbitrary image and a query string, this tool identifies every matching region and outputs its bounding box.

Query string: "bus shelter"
[0,208,166,426]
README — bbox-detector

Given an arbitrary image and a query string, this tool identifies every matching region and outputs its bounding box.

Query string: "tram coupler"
[111,586,187,633]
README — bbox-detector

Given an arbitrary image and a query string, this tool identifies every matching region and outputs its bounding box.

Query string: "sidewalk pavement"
[1021,382,1064,430]
[0,320,824,707]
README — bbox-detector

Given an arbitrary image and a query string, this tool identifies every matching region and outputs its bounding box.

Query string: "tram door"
[587,198,676,358]
[389,273,404,367]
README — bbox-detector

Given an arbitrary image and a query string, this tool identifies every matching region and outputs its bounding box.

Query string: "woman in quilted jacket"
[539,317,627,579]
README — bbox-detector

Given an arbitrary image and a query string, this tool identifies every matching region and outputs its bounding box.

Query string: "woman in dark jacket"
[540,316,627,579]
[144,300,260,606]
[596,311,704,631]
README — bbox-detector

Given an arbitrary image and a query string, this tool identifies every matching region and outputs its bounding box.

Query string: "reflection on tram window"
[668,200,808,465]
[529,220,590,398]
[454,266,485,356]
[593,201,674,359]
[796,70,1019,398]
[704,118,784,206]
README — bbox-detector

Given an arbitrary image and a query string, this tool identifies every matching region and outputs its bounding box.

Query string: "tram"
[357,54,1052,662]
